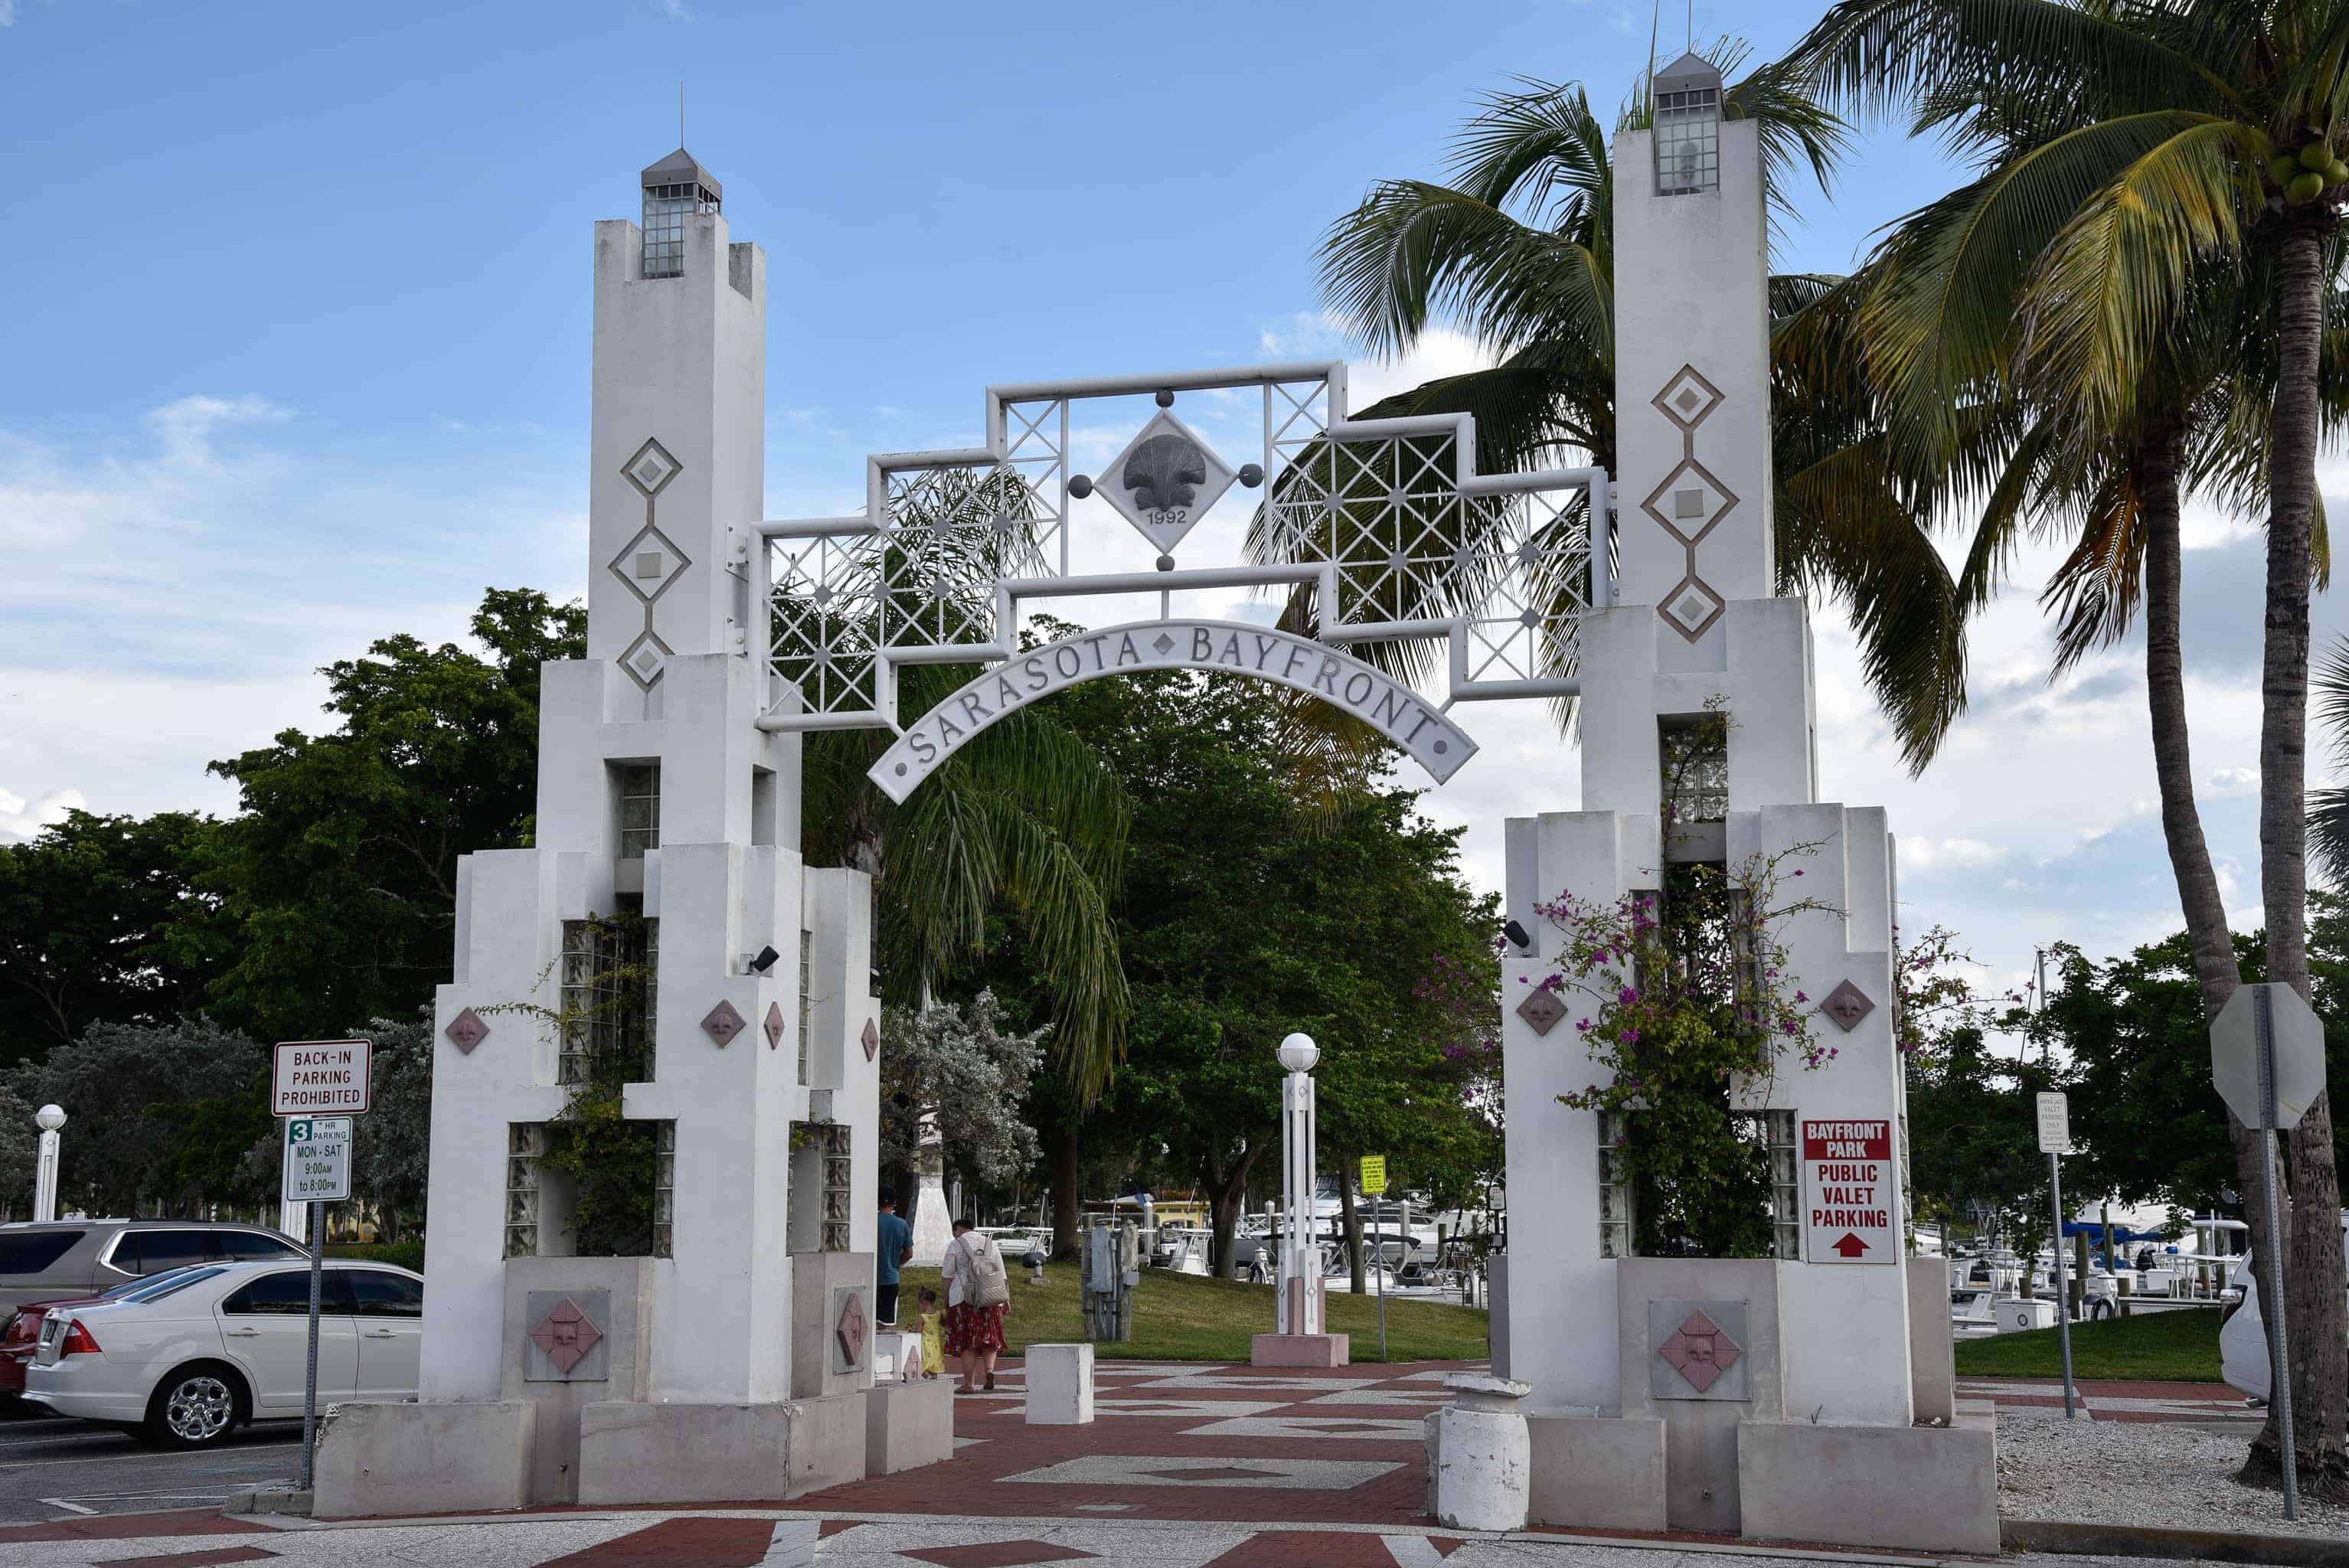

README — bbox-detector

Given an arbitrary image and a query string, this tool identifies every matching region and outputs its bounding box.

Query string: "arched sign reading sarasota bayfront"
[867,619,1476,804]
[757,364,1611,769]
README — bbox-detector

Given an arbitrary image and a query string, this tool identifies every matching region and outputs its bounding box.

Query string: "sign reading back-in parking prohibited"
[283,1117,354,1203]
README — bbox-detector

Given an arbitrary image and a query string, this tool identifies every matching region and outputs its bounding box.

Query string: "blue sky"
[1,0,2337,1010]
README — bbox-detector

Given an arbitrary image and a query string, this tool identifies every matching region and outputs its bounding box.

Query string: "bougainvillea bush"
[1537,840,1835,1258]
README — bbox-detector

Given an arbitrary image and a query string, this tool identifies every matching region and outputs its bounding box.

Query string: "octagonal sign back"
[1095,410,1236,556]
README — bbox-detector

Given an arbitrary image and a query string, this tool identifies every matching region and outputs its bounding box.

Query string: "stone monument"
[314,145,950,1516]
[1488,55,1993,1555]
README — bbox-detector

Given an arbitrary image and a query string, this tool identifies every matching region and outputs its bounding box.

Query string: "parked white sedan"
[23,1259,422,1449]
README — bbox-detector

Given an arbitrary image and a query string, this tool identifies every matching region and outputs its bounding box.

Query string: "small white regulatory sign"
[283,1117,353,1203]
[273,1039,371,1116]
[2036,1091,2073,1155]
[1800,1119,1898,1264]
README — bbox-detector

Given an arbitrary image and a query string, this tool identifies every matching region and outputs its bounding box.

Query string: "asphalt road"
[0,1410,299,1524]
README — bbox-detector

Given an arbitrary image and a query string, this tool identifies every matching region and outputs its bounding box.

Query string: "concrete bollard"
[1025,1342,1094,1425]
[1432,1372,1531,1531]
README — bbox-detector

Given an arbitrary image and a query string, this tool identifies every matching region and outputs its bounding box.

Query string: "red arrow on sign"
[1831,1232,1870,1259]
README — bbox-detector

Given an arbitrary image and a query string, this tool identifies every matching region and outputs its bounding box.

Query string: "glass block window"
[1655,84,1721,195]
[1728,888,1760,1004]
[796,929,813,1086]
[1660,717,1729,823]
[653,1121,676,1258]
[642,180,719,279]
[1898,1112,1914,1250]
[559,917,656,1085]
[1765,1109,1801,1260]
[820,1122,852,1252]
[505,1123,546,1259]
[1597,1109,1634,1259]
[617,764,661,861]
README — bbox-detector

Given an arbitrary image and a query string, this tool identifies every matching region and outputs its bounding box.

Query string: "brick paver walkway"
[0,1359,2246,1564]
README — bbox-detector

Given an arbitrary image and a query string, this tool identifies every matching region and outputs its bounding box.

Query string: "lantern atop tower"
[1652,52,1722,196]
[640,147,722,279]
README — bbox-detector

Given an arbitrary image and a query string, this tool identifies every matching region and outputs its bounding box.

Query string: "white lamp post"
[1275,1034,1323,1337]
[31,1105,65,1223]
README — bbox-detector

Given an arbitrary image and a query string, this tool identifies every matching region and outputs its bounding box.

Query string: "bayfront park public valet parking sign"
[869,618,1476,802]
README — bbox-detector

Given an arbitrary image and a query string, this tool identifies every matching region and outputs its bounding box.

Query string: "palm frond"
[1783,0,2240,132]
[1318,181,1612,359]
[2020,116,2266,432]
[2310,634,2349,884]
[1777,433,1970,769]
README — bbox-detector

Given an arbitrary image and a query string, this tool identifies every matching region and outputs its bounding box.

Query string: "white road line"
[0,1442,294,1471]
[35,1496,94,1515]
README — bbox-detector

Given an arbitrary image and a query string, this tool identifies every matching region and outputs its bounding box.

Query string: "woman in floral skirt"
[941,1217,1011,1393]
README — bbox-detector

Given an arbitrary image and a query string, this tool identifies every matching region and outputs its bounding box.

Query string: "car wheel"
[143,1363,245,1450]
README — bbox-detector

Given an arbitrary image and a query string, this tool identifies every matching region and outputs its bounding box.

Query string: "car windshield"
[114,1266,226,1304]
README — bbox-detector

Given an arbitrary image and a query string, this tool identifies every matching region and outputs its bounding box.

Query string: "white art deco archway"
[755,361,1613,797]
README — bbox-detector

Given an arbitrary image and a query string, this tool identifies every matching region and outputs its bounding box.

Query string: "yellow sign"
[1360,1155,1388,1195]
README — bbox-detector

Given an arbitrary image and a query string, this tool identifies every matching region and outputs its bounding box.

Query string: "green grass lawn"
[1952,1306,2226,1382]
[895,1263,1488,1363]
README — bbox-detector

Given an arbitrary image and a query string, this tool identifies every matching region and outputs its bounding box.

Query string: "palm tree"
[787,469,1132,1104]
[2307,634,2349,879]
[1786,0,2348,1498]
[1289,47,1971,770]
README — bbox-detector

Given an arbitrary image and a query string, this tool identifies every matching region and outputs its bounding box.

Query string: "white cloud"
[0,786,80,843]
[0,395,583,834]
[1256,309,1495,416]
[0,2,18,27]
[2210,766,2259,794]
[1901,837,2006,872]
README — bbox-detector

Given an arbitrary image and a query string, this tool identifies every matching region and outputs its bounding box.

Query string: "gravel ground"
[1998,1406,2349,1540]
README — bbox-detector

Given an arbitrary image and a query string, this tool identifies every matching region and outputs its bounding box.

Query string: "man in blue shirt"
[875,1186,915,1325]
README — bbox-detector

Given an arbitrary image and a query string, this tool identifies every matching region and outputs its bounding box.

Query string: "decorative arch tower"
[1489,72,1996,1553]
[315,148,931,1516]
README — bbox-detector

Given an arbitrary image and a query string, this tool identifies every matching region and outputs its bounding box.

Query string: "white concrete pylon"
[909,1115,951,1267]
[31,1105,64,1224]
[1276,1034,1321,1336]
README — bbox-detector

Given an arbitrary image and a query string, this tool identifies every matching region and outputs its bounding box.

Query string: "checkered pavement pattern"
[0,1362,2253,1565]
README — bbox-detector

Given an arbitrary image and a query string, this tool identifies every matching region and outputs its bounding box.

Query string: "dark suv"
[0,1222,307,1324]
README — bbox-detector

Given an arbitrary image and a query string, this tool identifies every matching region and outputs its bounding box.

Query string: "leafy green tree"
[0,811,230,1066]
[795,486,1130,1100]
[348,1008,434,1244]
[1906,1026,2060,1285]
[204,589,582,1041]
[1295,47,1969,766]
[8,1018,270,1217]
[1786,0,2349,1494]
[977,663,1498,1277]
[877,991,1047,1218]
[2017,917,2349,1214]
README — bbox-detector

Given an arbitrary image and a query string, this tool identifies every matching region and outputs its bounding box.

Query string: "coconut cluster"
[2269,140,2349,206]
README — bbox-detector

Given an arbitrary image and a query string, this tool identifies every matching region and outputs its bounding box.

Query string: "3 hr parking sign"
[283,1116,354,1203]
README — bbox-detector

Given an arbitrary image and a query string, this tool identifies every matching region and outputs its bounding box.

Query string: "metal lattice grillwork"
[758,364,1609,737]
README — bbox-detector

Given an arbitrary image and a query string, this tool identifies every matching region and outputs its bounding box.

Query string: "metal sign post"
[281,1115,353,1491]
[2035,1092,2076,1420]
[275,1041,367,1499]
[2253,988,2300,1521]
[302,1204,323,1491]
[2207,983,2315,1521]
[1361,1156,1390,1361]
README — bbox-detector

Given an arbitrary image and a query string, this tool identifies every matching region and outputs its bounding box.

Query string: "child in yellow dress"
[916,1286,945,1379]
